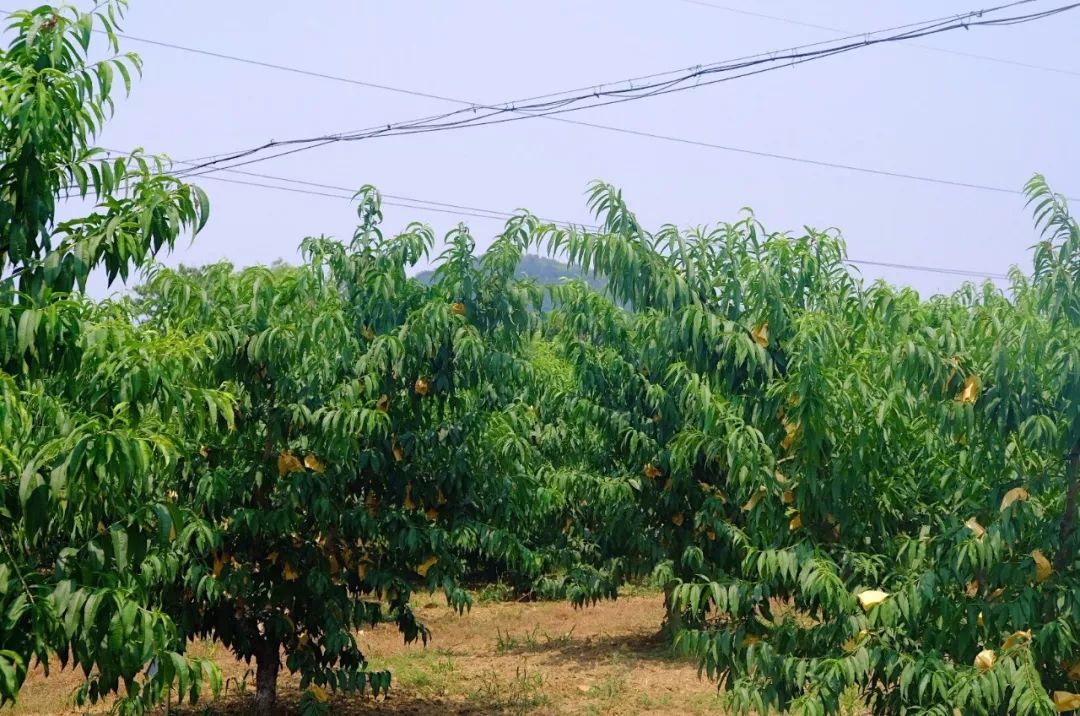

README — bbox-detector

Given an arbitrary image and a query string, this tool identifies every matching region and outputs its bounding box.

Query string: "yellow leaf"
[1000,486,1030,510]
[212,553,224,578]
[672,512,685,527]
[965,580,979,598]
[416,555,438,577]
[361,325,375,341]
[376,394,390,412]
[965,517,986,539]
[283,563,299,581]
[199,445,210,458]
[751,322,769,348]
[365,492,380,517]
[856,589,889,611]
[742,486,767,512]
[562,516,572,534]
[788,513,802,531]
[96,521,106,535]
[1032,549,1053,583]
[989,587,1005,602]
[782,490,795,505]
[403,484,416,511]
[1064,660,1080,682]
[706,529,717,541]
[1054,691,1080,712]
[304,453,326,474]
[781,419,800,452]
[425,507,439,521]
[644,463,662,479]
[358,562,368,580]
[842,629,870,652]
[437,490,448,505]
[1002,629,1032,651]
[328,555,340,574]
[393,444,404,462]
[267,551,279,565]
[168,523,177,541]
[957,375,980,404]
[978,611,985,628]
[277,451,303,477]
[741,634,761,647]
[414,377,430,396]
[309,684,329,703]
[974,649,996,672]
[943,356,960,394]
[451,302,466,316]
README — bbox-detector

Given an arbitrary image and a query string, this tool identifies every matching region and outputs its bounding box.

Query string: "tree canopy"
[2,2,1080,715]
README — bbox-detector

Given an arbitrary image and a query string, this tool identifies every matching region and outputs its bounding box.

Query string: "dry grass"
[12,589,724,715]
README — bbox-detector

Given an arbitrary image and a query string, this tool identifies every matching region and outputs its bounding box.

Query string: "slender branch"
[0,530,36,605]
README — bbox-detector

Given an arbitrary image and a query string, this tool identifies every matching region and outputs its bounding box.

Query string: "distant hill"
[414,254,606,293]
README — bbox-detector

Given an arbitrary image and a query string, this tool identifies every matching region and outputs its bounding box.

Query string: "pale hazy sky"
[79,0,1080,296]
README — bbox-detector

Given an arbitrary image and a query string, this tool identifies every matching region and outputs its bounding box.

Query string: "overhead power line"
[37,1,1075,201]
[152,0,1080,205]
[100,3,1049,120]
[92,147,593,229]
[168,0,1076,177]
[6,2,1077,204]
[178,164,1011,282]
[848,258,1008,281]
[674,0,1080,77]
[24,2,1042,282]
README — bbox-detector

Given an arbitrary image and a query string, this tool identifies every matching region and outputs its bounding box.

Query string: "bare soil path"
[13,591,724,715]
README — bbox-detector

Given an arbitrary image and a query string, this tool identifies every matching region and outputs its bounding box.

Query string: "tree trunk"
[253,639,280,716]
[660,585,685,640]
[1055,442,1080,572]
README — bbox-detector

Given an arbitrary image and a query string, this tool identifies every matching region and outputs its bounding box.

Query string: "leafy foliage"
[129,192,573,713]
[0,2,217,712]
[539,178,1080,714]
[3,4,1079,715]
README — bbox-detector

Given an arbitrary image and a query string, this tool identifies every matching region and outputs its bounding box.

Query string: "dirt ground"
[12,590,725,715]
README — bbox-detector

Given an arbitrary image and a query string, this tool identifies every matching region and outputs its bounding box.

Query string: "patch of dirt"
[12,592,723,715]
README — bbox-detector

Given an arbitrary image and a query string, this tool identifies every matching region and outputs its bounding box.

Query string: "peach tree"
[133,192,557,714]
[0,2,224,712]
[539,180,1080,714]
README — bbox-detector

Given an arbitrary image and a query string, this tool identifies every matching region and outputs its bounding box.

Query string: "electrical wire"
[674,0,1080,77]
[181,166,1012,282]
[164,0,1080,199]
[45,0,988,173]
[19,2,1044,282]
[97,3,1039,118]
[47,1,1075,201]
[89,148,594,230]
[52,148,1015,282]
